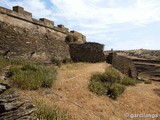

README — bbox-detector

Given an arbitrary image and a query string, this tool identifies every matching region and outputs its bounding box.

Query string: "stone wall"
[69,42,105,63]
[0,6,86,63]
[106,53,138,79]
[0,83,37,120]
[0,21,70,63]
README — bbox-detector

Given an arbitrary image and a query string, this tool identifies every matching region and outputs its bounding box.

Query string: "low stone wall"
[0,83,37,120]
[106,53,138,79]
[69,42,105,63]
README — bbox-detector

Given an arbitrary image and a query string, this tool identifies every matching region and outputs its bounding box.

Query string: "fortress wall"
[0,21,70,63]
[70,31,86,43]
[69,42,105,63]
[106,53,138,79]
[0,6,86,63]
[0,6,70,63]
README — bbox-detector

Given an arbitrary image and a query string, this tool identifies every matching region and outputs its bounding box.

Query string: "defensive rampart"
[69,42,105,63]
[0,6,86,63]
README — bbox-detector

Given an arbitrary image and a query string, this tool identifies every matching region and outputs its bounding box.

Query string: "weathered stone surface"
[0,83,37,120]
[0,21,70,63]
[0,6,86,63]
[69,42,105,63]
[106,52,138,79]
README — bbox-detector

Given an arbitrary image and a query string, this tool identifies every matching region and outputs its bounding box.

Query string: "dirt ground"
[19,63,160,120]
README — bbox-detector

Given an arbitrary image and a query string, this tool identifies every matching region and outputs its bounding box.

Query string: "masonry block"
[13,6,24,13]
[40,18,54,27]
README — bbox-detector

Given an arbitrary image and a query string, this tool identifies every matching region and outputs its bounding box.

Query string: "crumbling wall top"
[0,5,86,42]
[40,18,54,28]
[13,6,24,13]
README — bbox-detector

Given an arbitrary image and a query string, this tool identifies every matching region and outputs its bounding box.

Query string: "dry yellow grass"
[19,62,160,120]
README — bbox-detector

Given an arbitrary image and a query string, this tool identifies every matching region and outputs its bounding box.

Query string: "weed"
[144,80,152,84]
[121,76,138,86]
[88,78,109,96]
[34,100,71,120]
[89,67,138,99]
[107,83,125,99]
[9,63,56,90]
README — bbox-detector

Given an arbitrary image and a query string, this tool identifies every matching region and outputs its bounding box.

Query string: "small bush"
[107,83,125,99]
[0,58,30,72]
[144,80,152,84]
[9,63,56,90]
[34,100,71,120]
[88,68,139,99]
[103,68,121,84]
[121,76,138,86]
[90,68,121,84]
[90,73,103,82]
[0,59,6,72]
[88,79,109,96]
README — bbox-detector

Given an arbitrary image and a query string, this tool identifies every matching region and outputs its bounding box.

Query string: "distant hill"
[105,49,160,60]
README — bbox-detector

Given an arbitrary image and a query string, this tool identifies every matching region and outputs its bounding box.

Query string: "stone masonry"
[69,42,105,63]
[0,6,86,63]
[106,52,138,79]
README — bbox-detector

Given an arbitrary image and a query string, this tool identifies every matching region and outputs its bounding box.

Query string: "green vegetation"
[88,67,139,99]
[121,76,139,86]
[0,59,56,90]
[0,59,24,72]
[107,83,125,99]
[9,62,56,90]
[144,80,152,84]
[34,100,71,120]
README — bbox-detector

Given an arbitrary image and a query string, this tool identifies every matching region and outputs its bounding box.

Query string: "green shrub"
[90,73,103,82]
[88,79,109,96]
[9,63,56,90]
[34,100,71,120]
[144,80,152,84]
[121,76,138,86]
[0,58,30,72]
[0,59,6,72]
[107,83,125,99]
[103,68,121,84]
[88,68,139,99]
[90,69,121,84]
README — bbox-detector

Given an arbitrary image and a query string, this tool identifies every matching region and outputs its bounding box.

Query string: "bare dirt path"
[20,63,160,120]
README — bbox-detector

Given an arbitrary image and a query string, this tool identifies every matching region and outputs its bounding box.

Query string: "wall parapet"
[0,6,85,38]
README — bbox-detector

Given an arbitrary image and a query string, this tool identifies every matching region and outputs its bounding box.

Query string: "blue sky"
[0,0,160,50]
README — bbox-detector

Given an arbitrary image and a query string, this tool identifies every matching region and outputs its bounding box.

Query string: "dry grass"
[18,62,160,120]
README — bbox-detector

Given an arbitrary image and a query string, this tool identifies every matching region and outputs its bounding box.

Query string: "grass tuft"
[88,67,139,99]
[144,80,152,84]
[9,62,56,90]
[34,100,71,120]
[121,76,138,86]
[107,83,125,99]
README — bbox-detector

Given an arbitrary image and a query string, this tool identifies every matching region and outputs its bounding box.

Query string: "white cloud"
[0,0,52,18]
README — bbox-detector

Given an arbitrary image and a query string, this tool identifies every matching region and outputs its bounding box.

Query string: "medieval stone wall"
[0,6,86,63]
[106,53,138,79]
[0,21,70,63]
[69,42,105,63]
